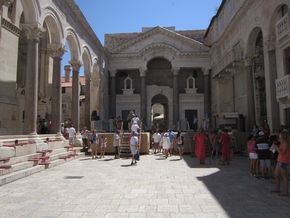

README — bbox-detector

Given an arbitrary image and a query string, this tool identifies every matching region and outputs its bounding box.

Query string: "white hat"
[258,131,265,136]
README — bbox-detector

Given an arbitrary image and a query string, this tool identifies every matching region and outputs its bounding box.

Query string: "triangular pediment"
[109,26,210,55]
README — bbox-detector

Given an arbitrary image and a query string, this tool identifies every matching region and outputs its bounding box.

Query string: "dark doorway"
[122,110,132,130]
[185,110,197,130]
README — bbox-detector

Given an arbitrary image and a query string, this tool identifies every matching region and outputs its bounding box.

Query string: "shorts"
[260,159,271,167]
[154,143,160,148]
[130,145,137,155]
[170,143,173,149]
[213,145,219,151]
[277,161,289,169]
[177,144,184,149]
[249,153,258,159]
[90,143,98,150]
[69,137,74,145]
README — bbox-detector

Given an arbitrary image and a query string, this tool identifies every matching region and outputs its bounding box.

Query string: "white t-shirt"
[132,117,139,124]
[113,134,120,147]
[68,127,76,138]
[131,123,139,132]
[153,133,161,143]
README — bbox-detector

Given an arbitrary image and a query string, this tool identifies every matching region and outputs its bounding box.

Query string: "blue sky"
[62,0,222,75]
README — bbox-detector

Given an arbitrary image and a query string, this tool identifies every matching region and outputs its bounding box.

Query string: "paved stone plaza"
[0,153,290,218]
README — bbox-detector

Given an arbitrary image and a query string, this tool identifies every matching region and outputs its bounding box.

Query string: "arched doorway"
[151,94,168,131]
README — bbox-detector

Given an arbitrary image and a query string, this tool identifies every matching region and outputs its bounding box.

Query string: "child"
[247,134,258,176]
[100,135,107,158]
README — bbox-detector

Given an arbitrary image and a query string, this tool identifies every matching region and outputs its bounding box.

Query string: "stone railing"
[276,74,290,101]
[276,13,289,41]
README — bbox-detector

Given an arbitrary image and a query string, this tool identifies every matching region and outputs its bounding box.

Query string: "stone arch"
[65,28,81,61]
[82,46,93,76]
[245,27,263,56]
[19,0,39,23]
[140,44,178,71]
[42,6,64,43]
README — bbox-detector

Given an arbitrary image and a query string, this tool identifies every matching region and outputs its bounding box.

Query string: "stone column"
[172,67,180,124]
[21,23,45,137]
[47,43,66,136]
[70,60,82,133]
[244,54,256,132]
[110,70,116,118]
[202,67,211,118]
[265,35,279,132]
[140,67,147,130]
[85,71,91,129]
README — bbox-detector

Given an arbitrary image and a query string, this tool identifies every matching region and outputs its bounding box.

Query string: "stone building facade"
[0,0,289,136]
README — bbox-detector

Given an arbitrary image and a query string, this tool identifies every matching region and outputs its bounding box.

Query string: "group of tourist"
[247,124,290,196]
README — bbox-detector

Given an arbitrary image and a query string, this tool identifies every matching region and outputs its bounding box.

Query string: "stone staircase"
[119,133,131,157]
[0,140,84,186]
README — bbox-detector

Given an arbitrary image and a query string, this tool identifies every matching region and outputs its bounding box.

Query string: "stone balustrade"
[276,13,289,41]
[276,74,290,101]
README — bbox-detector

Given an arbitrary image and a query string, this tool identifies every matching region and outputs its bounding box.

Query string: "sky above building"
[62,0,223,75]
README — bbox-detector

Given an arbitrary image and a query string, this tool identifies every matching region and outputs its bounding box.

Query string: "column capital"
[47,43,67,58]
[0,0,13,7]
[109,69,117,77]
[69,60,82,71]
[21,23,46,40]
[139,67,147,77]
[201,67,210,75]
[171,67,180,76]
[243,53,257,66]
[264,34,276,52]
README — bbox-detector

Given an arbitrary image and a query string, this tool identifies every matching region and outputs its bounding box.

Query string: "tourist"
[67,124,76,146]
[176,131,185,160]
[113,130,121,159]
[256,131,273,179]
[127,110,135,130]
[210,129,220,158]
[253,125,259,138]
[193,115,198,132]
[161,132,170,158]
[81,126,90,151]
[152,129,161,154]
[130,131,139,165]
[167,129,175,156]
[132,114,140,126]
[229,132,237,160]
[90,129,99,159]
[193,128,207,164]
[100,135,107,158]
[219,129,231,165]
[272,131,290,196]
[115,116,122,130]
[131,121,139,133]
[247,134,258,176]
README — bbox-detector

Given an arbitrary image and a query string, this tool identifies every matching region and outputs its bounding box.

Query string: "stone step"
[0,152,84,186]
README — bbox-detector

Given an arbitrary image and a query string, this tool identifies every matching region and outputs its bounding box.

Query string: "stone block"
[48,141,63,150]
[15,143,37,156]
[36,143,49,151]
[0,147,15,158]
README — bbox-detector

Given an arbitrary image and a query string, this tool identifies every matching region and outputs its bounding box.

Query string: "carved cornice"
[69,60,82,72]
[1,17,20,36]
[109,69,117,77]
[171,67,180,76]
[111,52,209,59]
[202,67,210,75]
[21,23,46,40]
[47,43,67,58]
[110,26,210,54]
[139,67,147,77]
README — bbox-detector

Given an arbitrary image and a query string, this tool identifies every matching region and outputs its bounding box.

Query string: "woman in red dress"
[219,129,231,165]
[193,129,207,164]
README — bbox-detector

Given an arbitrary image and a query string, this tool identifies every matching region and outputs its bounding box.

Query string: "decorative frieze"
[1,17,20,36]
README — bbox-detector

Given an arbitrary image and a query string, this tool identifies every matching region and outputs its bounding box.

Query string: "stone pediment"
[109,26,209,55]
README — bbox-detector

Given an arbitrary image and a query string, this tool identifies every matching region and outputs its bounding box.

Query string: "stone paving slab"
[0,153,290,218]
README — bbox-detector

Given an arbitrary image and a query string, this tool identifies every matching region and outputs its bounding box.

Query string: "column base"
[28,132,43,143]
